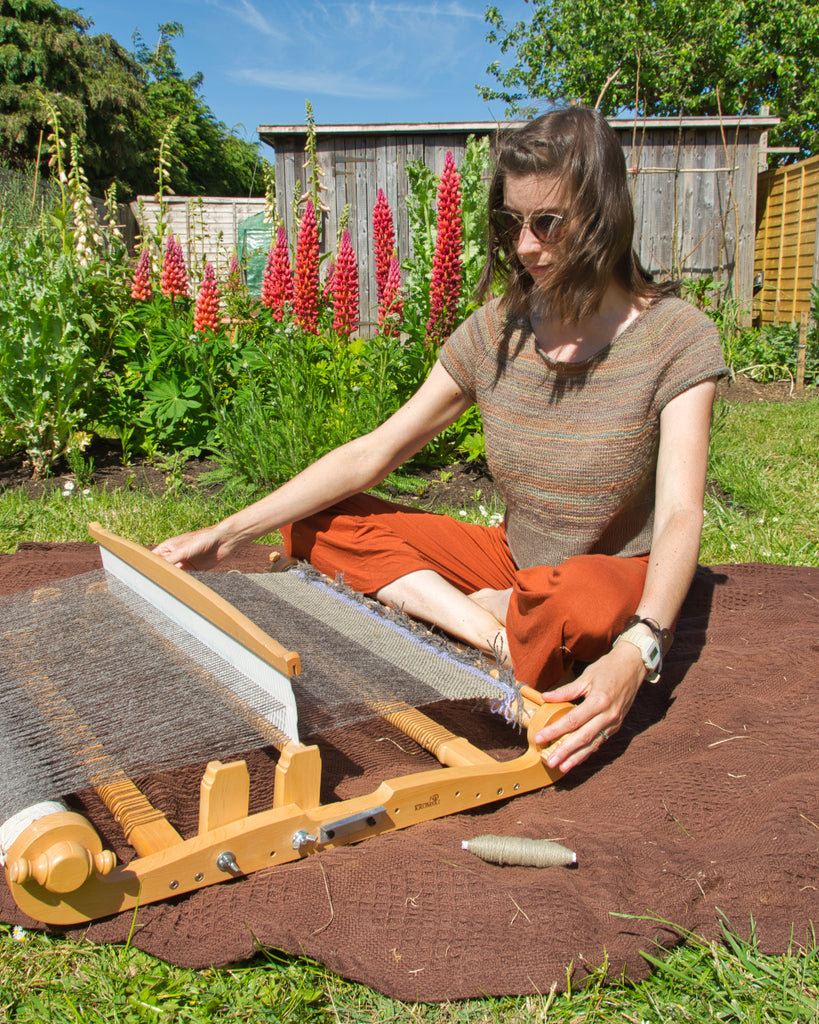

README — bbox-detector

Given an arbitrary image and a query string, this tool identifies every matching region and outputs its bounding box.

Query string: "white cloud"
[233,66,410,101]
[203,0,288,41]
[369,1,484,18]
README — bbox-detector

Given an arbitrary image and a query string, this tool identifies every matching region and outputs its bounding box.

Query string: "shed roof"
[258,115,779,149]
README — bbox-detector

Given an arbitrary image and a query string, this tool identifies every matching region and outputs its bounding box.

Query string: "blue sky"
[77,0,534,145]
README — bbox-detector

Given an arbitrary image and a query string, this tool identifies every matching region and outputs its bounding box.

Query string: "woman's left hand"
[532,641,648,773]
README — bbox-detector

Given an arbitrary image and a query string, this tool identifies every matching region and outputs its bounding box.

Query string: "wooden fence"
[753,153,819,326]
[132,195,268,281]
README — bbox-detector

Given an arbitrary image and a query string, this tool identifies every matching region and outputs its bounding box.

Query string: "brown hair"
[477,106,672,322]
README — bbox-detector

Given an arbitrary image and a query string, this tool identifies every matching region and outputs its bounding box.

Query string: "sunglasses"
[491,208,566,245]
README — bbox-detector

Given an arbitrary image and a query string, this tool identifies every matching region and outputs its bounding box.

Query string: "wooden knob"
[4,810,116,895]
[10,840,92,893]
[94,849,117,876]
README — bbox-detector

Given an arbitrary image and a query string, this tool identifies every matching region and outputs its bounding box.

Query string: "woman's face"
[500,174,568,284]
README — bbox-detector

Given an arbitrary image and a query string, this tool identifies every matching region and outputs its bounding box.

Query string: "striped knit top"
[439,295,729,569]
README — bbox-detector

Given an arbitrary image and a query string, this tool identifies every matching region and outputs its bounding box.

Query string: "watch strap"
[624,615,673,654]
[613,626,662,682]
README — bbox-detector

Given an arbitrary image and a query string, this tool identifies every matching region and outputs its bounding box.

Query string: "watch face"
[646,639,661,669]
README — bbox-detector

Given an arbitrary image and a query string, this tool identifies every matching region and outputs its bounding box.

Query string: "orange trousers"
[282,494,649,690]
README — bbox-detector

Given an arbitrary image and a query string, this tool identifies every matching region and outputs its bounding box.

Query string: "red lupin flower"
[193,262,221,333]
[332,229,359,340]
[160,235,189,299]
[294,200,320,334]
[378,254,404,338]
[261,226,295,320]
[425,151,463,347]
[372,189,395,304]
[131,249,152,301]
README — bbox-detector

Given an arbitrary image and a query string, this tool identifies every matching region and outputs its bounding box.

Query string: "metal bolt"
[292,829,318,850]
[216,851,241,876]
[169,880,179,890]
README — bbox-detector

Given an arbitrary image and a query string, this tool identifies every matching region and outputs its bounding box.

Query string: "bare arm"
[535,378,717,770]
[153,361,471,569]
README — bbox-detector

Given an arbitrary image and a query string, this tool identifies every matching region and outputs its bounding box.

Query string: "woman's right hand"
[152,524,236,571]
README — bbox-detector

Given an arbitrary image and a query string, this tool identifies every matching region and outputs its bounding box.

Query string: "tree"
[130,23,265,197]
[480,0,819,160]
[0,2,268,198]
[0,0,146,194]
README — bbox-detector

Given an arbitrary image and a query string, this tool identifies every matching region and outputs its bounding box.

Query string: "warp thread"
[296,563,523,722]
[462,834,577,868]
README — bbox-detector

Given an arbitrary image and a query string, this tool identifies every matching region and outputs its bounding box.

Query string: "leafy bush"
[710,282,819,387]
[0,222,130,476]
[0,113,498,483]
[210,315,411,488]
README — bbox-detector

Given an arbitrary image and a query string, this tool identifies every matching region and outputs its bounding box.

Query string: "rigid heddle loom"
[0,523,572,926]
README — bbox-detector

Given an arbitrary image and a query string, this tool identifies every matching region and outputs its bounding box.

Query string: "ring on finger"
[598,728,610,742]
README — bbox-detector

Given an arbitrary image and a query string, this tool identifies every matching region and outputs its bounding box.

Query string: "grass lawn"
[1,394,817,1021]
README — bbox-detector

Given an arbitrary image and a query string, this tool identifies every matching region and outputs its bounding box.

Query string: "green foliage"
[0,164,59,230]
[0,2,268,200]
[1,916,818,1023]
[130,22,267,199]
[100,292,250,461]
[482,0,819,161]
[702,398,818,566]
[211,317,411,489]
[0,220,130,476]
[716,283,819,385]
[402,136,491,349]
[0,0,147,196]
[398,137,491,465]
[0,926,330,1023]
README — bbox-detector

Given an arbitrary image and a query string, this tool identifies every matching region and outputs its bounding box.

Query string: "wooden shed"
[259,115,777,332]
[753,153,819,326]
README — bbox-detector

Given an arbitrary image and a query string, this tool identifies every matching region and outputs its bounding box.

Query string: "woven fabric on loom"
[200,569,516,735]
[0,566,511,822]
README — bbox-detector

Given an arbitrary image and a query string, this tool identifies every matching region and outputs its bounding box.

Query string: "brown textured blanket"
[1,542,817,1002]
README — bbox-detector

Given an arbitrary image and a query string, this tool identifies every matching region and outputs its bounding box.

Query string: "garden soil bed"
[0,373,813,508]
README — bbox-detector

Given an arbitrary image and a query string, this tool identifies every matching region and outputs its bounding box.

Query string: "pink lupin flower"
[193,262,221,333]
[261,226,295,320]
[160,235,189,299]
[378,254,404,338]
[425,151,463,348]
[332,229,359,340]
[225,253,241,293]
[372,188,395,304]
[294,200,320,334]
[131,249,152,301]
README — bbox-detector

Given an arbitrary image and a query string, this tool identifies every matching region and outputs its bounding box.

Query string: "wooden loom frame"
[4,525,572,926]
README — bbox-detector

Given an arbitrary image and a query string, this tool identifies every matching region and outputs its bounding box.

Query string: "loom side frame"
[6,700,571,925]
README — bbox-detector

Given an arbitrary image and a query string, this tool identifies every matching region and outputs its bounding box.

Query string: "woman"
[155,106,728,773]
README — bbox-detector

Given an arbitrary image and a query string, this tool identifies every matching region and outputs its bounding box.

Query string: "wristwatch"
[623,615,673,654]
[613,626,662,682]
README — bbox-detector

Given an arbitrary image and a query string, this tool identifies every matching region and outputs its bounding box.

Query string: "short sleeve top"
[438,295,729,568]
